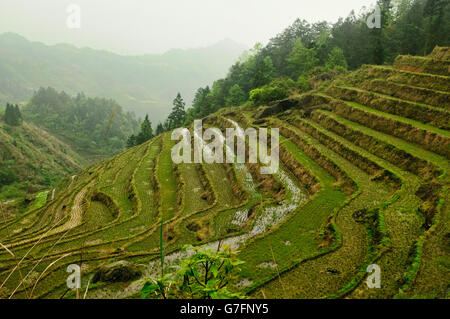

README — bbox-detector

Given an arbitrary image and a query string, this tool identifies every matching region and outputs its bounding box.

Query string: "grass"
[237,134,346,289]
[156,133,178,221]
[360,64,450,91]
[360,78,450,110]
[312,110,448,174]
[329,85,450,129]
[266,111,427,298]
[323,96,450,158]
[178,163,210,217]
[331,96,450,139]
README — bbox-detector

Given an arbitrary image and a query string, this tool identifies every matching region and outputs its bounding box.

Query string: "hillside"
[0,117,85,204]
[0,33,247,123]
[0,47,448,299]
[22,88,139,162]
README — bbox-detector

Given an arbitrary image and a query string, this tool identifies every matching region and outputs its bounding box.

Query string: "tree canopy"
[158,0,449,131]
[24,87,139,157]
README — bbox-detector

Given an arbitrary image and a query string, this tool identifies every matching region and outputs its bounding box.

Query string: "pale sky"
[0,0,377,55]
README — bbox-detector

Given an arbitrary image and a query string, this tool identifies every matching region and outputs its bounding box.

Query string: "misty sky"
[0,0,377,55]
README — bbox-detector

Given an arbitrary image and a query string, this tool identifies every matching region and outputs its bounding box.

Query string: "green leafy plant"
[296,75,311,92]
[140,236,246,299]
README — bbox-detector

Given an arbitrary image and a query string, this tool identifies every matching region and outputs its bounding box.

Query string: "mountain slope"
[0,49,448,299]
[0,118,85,201]
[0,33,246,123]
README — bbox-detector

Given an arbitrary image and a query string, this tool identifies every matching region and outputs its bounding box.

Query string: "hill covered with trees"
[0,110,85,204]
[23,87,139,161]
[154,0,449,127]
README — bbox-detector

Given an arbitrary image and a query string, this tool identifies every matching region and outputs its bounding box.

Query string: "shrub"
[296,75,311,92]
[0,167,17,186]
[249,78,294,105]
[326,47,348,70]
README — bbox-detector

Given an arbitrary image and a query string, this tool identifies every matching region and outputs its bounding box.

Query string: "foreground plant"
[140,244,246,299]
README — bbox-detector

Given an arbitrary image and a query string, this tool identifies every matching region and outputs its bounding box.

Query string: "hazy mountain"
[0,33,247,123]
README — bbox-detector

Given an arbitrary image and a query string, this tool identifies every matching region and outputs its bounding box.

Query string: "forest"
[155,0,449,131]
[24,87,139,159]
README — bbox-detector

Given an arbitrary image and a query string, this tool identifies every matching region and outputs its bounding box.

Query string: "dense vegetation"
[0,111,84,202]
[152,0,449,127]
[23,87,139,160]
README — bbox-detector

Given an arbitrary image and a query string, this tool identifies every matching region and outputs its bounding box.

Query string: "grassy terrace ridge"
[241,136,346,293]
[310,110,444,179]
[0,141,155,262]
[277,113,424,298]
[319,93,450,139]
[319,95,450,158]
[358,79,450,110]
[355,65,450,92]
[218,113,346,293]
[287,114,401,188]
[393,54,450,77]
[156,133,179,221]
[0,161,105,242]
[328,85,450,129]
[251,125,391,298]
[308,110,449,296]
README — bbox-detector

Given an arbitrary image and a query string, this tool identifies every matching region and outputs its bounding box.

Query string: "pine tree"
[3,103,12,124]
[3,103,22,126]
[136,115,153,145]
[13,104,22,125]
[127,134,137,148]
[155,122,164,135]
[167,93,186,129]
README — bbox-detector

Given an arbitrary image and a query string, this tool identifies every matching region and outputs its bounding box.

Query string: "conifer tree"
[155,122,164,135]
[167,93,186,129]
[3,103,22,126]
[136,115,153,145]
[127,134,137,148]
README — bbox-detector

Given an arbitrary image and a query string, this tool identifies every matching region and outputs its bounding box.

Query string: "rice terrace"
[0,0,449,301]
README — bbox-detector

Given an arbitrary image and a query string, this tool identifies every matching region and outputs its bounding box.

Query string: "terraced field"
[0,48,448,299]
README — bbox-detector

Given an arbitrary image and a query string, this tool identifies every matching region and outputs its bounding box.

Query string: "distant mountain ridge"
[0,33,247,123]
